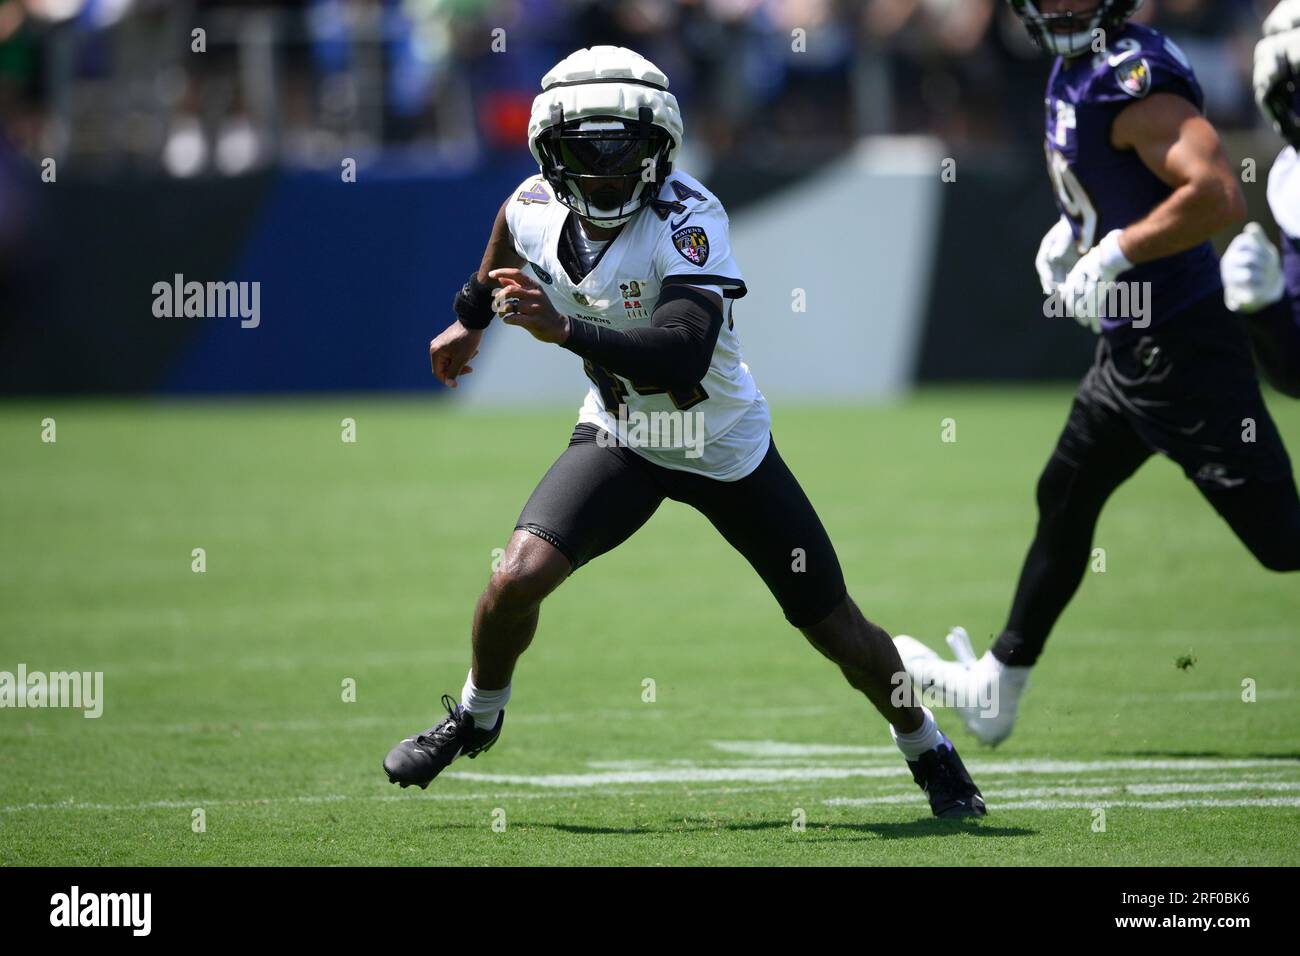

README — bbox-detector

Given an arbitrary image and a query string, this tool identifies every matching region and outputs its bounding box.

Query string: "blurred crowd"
[0,0,1285,177]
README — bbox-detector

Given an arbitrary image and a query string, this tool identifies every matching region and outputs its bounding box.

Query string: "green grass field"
[1,389,1298,866]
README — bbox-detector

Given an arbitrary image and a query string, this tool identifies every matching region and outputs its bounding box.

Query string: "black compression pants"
[514,424,848,628]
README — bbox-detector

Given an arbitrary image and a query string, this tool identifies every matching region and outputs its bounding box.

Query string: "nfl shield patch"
[1115,58,1152,99]
[671,225,710,267]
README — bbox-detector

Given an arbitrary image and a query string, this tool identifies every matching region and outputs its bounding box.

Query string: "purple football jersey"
[1044,24,1221,338]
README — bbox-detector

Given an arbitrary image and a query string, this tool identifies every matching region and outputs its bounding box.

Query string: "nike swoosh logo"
[671,213,692,229]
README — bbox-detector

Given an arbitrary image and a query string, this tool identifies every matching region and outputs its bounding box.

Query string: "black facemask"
[537,115,672,222]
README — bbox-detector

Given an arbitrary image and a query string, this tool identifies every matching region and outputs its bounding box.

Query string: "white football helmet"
[528,46,684,227]
[1264,0,1300,37]
[1256,0,1300,147]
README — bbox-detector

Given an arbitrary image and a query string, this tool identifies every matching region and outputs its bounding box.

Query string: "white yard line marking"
[0,712,658,738]
[967,764,1300,780]
[6,740,1300,816]
[0,708,838,739]
[826,780,1300,806]
[1127,780,1300,795]
[450,757,1300,789]
[710,741,900,757]
[994,798,1300,810]
[452,766,914,787]
[0,782,811,815]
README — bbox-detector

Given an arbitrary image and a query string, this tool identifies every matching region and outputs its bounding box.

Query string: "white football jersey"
[505,169,770,481]
[1268,146,1300,240]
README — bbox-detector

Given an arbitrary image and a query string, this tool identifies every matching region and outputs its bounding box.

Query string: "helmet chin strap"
[570,174,655,228]
[579,194,643,227]
[581,213,633,229]
[1031,1,1105,57]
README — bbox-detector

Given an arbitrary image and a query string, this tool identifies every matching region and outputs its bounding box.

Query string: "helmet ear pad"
[635,105,675,189]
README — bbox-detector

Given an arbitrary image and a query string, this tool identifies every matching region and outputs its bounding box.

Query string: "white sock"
[891,706,943,759]
[460,671,510,732]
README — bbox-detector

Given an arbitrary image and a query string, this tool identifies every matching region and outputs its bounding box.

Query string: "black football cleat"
[383,694,503,790]
[907,735,987,819]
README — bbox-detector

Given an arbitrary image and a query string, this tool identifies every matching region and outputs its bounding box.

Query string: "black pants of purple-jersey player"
[994,290,1300,668]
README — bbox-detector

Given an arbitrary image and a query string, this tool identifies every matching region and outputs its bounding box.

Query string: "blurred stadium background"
[0,0,1289,398]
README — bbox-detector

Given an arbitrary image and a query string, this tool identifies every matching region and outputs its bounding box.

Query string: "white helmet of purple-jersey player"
[1008,0,1144,58]
[527,46,684,228]
[1264,0,1300,37]
[1255,1,1300,147]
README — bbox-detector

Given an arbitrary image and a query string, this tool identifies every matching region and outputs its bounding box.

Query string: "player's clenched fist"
[1222,223,1285,315]
[489,268,571,344]
[428,324,481,388]
[1055,229,1134,334]
[1035,215,1081,295]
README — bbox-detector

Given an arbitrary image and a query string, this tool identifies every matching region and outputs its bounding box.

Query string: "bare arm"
[429,197,523,387]
[475,199,525,284]
[1110,93,1247,265]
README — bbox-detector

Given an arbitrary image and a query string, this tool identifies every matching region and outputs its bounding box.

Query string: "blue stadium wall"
[0,155,537,395]
[2,144,1145,396]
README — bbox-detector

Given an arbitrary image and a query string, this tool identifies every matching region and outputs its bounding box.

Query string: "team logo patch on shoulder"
[671,225,710,267]
[1115,57,1152,99]
[517,180,551,204]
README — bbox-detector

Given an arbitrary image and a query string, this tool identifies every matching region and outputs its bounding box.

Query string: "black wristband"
[453,273,495,330]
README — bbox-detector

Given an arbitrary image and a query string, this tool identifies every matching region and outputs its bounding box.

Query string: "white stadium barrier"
[461,136,945,407]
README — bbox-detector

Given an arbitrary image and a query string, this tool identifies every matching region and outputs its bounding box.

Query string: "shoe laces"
[414,694,466,748]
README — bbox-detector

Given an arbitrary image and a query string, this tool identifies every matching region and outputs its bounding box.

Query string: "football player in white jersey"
[1219,0,1300,398]
[381,46,986,819]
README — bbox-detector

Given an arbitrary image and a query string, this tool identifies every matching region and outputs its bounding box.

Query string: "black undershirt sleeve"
[560,285,723,391]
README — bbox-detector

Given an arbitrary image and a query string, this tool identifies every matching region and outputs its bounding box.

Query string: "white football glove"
[1035,215,1081,295]
[1055,229,1134,334]
[1222,222,1286,314]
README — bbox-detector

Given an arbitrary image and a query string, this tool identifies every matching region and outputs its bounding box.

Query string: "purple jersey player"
[892,0,1300,747]
[1044,23,1221,335]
